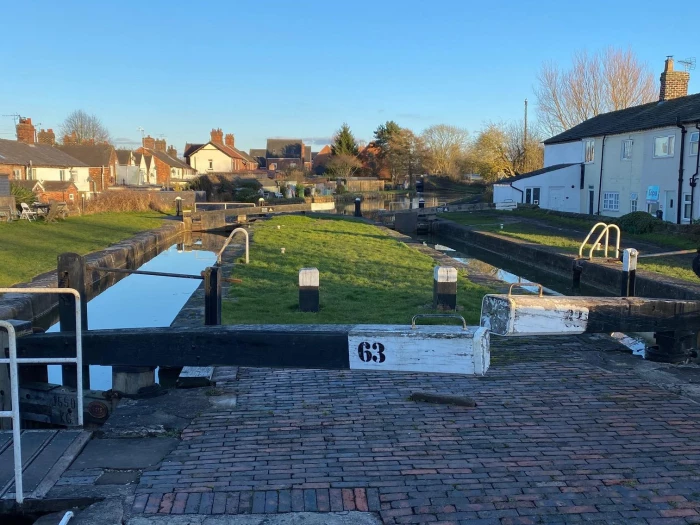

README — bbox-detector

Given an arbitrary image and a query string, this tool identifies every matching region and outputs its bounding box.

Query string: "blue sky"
[1,0,698,154]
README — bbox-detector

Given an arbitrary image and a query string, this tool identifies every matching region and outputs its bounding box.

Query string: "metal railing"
[0,288,84,504]
[217,227,249,265]
[193,202,256,212]
[578,222,621,259]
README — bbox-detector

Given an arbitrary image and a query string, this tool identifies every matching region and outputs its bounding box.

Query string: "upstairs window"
[59,169,65,181]
[621,139,633,160]
[603,192,619,211]
[691,131,699,156]
[654,135,675,158]
[208,159,213,170]
[584,139,595,163]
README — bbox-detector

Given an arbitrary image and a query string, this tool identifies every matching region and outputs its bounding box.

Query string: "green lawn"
[223,216,492,325]
[0,212,168,287]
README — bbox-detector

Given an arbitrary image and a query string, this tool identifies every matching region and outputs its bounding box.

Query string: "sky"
[1,0,698,154]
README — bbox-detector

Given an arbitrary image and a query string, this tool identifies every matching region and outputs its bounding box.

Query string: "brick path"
[132,336,700,524]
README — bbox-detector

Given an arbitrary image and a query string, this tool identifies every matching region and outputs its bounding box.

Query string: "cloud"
[113,137,140,145]
[301,137,333,146]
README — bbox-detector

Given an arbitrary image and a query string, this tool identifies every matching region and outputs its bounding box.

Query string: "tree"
[535,47,656,137]
[59,110,111,144]
[421,124,469,179]
[326,153,362,180]
[331,123,359,156]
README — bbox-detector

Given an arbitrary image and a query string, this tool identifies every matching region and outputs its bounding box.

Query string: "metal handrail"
[0,288,84,504]
[578,222,621,259]
[217,227,249,265]
[411,314,467,330]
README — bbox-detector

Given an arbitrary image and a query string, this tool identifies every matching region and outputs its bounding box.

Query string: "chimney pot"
[16,117,36,144]
[225,133,235,148]
[210,128,224,145]
[143,135,156,149]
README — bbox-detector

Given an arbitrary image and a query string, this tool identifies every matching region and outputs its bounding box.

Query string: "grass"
[222,215,492,325]
[0,212,168,287]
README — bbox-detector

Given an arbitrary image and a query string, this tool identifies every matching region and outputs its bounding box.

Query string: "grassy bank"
[0,212,168,287]
[223,216,491,325]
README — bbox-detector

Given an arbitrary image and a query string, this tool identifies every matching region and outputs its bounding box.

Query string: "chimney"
[167,145,177,158]
[143,135,156,149]
[154,138,166,152]
[37,128,56,146]
[660,56,690,101]
[210,128,224,145]
[16,117,35,144]
[225,133,235,148]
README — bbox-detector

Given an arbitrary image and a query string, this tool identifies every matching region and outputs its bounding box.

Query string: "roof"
[266,139,302,159]
[250,149,266,159]
[57,144,114,167]
[304,146,312,163]
[11,180,42,191]
[183,141,256,164]
[116,150,132,165]
[183,143,203,158]
[493,163,578,184]
[42,181,78,191]
[144,155,152,170]
[0,139,88,167]
[544,93,700,144]
[133,152,143,165]
[148,149,194,171]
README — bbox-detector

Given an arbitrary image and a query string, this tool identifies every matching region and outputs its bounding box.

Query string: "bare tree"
[326,153,362,180]
[59,110,111,144]
[421,124,469,179]
[536,47,656,137]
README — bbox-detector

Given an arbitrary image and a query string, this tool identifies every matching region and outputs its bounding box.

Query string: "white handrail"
[578,223,621,260]
[578,222,608,258]
[0,287,84,504]
[217,227,249,265]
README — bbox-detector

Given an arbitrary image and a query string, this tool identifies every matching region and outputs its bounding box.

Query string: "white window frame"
[630,199,638,212]
[59,169,65,181]
[683,193,692,221]
[602,192,620,211]
[208,159,213,170]
[653,135,675,158]
[525,187,541,205]
[691,131,699,156]
[583,139,595,164]
[621,139,633,161]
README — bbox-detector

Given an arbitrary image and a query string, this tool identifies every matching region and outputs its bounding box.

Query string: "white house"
[495,58,700,223]
[493,164,582,212]
[184,129,258,174]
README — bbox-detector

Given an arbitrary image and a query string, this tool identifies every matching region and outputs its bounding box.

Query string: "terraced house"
[184,129,259,174]
[494,58,700,223]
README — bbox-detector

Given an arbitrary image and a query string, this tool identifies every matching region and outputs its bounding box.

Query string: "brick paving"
[132,336,700,524]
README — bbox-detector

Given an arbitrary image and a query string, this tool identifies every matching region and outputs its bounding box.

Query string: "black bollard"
[620,248,638,297]
[354,197,362,217]
[299,268,320,312]
[433,266,457,310]
[418,198,425,209]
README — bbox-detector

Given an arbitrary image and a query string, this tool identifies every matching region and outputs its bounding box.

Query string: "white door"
[664,191,675,222]
[549,187,564,211]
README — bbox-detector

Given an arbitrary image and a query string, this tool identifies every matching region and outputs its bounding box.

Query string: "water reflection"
[47,245,217,390]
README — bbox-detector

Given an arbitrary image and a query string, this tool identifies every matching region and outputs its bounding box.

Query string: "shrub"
[614,211,660,234]
[83,191,172,214]
[10,184,36,208]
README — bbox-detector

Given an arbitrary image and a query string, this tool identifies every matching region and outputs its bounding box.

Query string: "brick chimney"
[143,135,156,149]
[63,131,78,146]
[167,145,177,158]
[225,133,235,149]
[16,117,35,144]
[210,128,224,145]
[660,57,690,101]
[154,138,166,152]
[37,128,56,146]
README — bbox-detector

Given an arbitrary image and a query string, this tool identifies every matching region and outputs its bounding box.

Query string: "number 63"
[357,342,386,363]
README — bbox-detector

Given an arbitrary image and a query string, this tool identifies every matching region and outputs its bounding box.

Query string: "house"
[494,57,700,224]
[249,149,267,168]
[115,150,144,185]
[11,180,80,206]
[184,130,259,174]
[136,137,197,187]
[57,142,118,192]
[0,118,91,193]
[266,139,304,172]
[312,145,332,174]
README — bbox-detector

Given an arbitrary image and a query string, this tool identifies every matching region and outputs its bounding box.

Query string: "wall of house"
[543,141,582,167]
[189,145,233,174]
[117,166,142,185]
[39,186,79,205]
[0,174,9,196]
[493,165,581,213]
[0,165,25,180]
[33,167,91,192]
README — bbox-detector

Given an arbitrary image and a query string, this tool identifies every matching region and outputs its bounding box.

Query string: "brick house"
[266,139,306,172]
[0,117,90,193]
[184,129,259,174]
[57,143,118,192]
[136,136,196,187]
[11,180,79,206]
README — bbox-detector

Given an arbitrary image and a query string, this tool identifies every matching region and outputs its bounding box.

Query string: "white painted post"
[621,248,638,297]
[433,266,457,310]
[299,268,320,313]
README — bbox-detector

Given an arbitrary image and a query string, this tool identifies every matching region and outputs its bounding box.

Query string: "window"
[12,169,20,179]
[525,187,541,204]
[654,135,675,158]
[621,139,633,160]
[208,159,213,170]
[684,194,692,221]
[27,168,35,180]
[69,193,74,201]
[691,132,699,156]
[630,199,638,212]
[603,192,619,211]
[584,139,595,163]
[59,169,65,181]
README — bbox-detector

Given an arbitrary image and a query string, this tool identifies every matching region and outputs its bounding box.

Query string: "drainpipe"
[596,136,606,214]
[509,181,524,203]
[690,123,700,223]
[101,166,105,192]
[676,119,687,225]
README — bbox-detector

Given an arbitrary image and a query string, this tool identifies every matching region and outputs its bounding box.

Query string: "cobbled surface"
[132,336,700,524]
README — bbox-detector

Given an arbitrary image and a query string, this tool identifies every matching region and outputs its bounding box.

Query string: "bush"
[614,211,661,234]
[11,184,36,208]
[83,191,172,214]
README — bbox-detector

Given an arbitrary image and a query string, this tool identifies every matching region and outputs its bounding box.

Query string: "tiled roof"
[133,152,143,165]
[148,149,194,170]
[42,181,78,191]
[56,144,114,167]
[266,139,302,159]
[544,93,700,144]
[493,163,579,184]
[183,143,203,157]
[0,139,88,167]
[116,150,132,165]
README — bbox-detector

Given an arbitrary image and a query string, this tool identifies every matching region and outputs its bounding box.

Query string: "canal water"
[336,192,451,215]
[46,244,217,390]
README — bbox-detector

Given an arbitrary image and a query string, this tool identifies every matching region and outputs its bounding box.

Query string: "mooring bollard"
[419,198,425,209]
[58,252,90,389]
[203,266,222,326]
[299,268,320,312]
[354,198,362,217]
[621,248,638,298]
[433,266,457,310]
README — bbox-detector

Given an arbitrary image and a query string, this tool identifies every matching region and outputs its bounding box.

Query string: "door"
[588,190,595,214]
[549,187,564,211]
[664,190,675,222]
